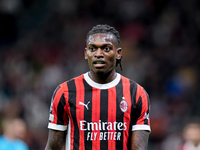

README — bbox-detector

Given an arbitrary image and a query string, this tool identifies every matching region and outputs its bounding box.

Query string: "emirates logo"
[120,97,128,112]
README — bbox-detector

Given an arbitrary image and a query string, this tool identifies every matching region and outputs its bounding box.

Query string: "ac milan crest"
[120,97,128,112]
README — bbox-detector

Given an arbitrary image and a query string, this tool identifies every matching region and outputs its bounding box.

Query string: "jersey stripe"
[62,82,71,149]
[127,81,137,149]
[50,86,61,114]
[136,84,148,125]
[131,84,141,126]
[144,90,150,125]
[121,76,131,150]
[108,86,117,150]
[92,88,101,150]
[75,76,85,150]
[83,78,93,150]
[51,86,63,124]
[67,80,79,150]
[115,79,124,150]
[100,89,109,150]
[57,94,66,125]
[52,86,61,100]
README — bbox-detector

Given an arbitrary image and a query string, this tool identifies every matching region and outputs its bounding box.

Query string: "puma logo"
[79,101,90,110]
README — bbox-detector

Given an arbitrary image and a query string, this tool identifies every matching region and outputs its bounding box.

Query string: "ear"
[85,48,88,59]
[116,48,122,60]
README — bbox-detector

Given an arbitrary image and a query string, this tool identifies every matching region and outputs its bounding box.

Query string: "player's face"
[85,33,121,75]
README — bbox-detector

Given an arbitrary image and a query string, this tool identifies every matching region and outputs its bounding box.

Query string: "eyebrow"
[87,43,113,48]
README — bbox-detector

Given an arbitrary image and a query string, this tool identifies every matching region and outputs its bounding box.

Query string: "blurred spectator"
[0,117,29,150]
[178,122,200,150]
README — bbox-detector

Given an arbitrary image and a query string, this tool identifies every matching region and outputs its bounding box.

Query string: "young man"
[45,24,151,150]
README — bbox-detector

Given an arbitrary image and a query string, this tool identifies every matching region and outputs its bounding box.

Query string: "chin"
[94,69,106,75]
[93,68,114,76]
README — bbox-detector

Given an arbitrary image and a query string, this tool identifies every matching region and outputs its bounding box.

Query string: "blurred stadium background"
[0,0,199,149]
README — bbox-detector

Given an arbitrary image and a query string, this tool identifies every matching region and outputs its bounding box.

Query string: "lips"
[93,61,106,67]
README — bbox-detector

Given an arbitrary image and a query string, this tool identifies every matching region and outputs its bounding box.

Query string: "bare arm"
[45,129,66,150]
[131,130,150,150]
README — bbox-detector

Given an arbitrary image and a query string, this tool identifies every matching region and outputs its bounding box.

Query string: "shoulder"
[14,140,29,150]
[120,75,149,98]
[120,75,145,91]
[55,74,84,91]
[120,75,137,86]
[0,136,8,149]
[123,75,148,95]
[0,136,6,143]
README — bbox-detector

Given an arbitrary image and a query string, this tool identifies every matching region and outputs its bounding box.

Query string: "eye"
[104,47,111,52]
[88,46,96,52]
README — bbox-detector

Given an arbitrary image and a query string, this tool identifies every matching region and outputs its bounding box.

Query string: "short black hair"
[86,24,120,46]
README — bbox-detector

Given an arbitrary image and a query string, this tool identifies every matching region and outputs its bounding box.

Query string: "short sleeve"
[48,84,69,131]
[132,84,151,132]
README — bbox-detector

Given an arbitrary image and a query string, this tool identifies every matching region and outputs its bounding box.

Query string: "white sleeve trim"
[48,123,67,131]
[132,125,151,132]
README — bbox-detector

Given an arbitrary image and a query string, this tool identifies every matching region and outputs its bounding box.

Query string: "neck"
[88,70,117,84]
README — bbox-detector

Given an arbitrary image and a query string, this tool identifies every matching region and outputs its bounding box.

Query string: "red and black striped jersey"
[48,72,151,150]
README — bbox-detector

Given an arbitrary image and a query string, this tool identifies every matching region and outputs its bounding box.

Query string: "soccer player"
[44,24,151,150]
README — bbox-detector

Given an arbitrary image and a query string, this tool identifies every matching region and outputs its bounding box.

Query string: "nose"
[95,48,103,58]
